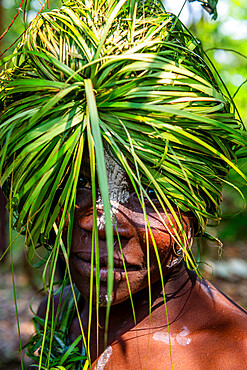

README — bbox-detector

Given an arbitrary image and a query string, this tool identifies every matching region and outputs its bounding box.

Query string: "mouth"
[70,253,142,281]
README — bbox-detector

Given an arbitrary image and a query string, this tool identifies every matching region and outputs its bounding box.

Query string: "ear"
[172,213,195,263]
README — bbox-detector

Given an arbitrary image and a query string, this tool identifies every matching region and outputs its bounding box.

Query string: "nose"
[78,208,134,240]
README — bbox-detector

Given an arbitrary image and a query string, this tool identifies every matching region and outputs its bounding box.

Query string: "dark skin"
[68,265,247,369]
[38,159,247,369]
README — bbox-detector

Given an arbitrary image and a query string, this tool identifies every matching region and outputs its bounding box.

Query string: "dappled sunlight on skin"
[39,156,247,369]
[88,269,247,369]
[38,242,247,369]
[69,176,193,306]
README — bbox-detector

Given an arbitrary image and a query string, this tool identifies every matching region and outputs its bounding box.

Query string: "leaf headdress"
[1,0,246,253]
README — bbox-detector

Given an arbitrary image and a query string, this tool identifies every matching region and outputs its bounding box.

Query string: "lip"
[70,254,142,282]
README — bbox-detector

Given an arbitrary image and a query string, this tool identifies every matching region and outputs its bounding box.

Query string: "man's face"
[69,151,193,306]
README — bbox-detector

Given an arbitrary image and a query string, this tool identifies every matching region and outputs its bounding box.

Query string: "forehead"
[80,148,130,203]
[80,148,126,176]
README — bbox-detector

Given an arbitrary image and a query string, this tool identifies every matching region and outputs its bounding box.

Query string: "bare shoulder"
[93,323,247,370]
[188,278,247,368]
[92,278,247,370]
[190,321,247,369]
[201,279,247,322]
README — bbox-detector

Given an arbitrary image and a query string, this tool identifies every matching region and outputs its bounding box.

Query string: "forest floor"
[0,240,247,370]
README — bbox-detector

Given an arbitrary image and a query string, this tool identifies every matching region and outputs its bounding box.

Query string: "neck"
[77,263,198,356]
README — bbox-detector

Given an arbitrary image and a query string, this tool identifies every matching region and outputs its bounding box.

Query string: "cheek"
[151,232,173,264]
[135,220,174,265]
[113,272,147,304]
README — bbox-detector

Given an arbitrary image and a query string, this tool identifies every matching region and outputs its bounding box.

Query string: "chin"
[73,277,149,307]
[70,257,164,307]
[76,285,131,306]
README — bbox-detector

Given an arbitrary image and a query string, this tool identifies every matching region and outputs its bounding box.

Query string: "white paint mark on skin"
[96,149,130,230]
[95,346,113,369]
[105,293,113,304]
[104,149,130,204]
[97,212,106,230]
[176,326,191,346]
[153,327,191,347]
[188,227,192,241]
[153,331,175,345]
[98,292,113,307]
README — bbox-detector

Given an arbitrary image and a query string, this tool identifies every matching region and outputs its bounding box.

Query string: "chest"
[91,325,194,369]
[91,325,247,370]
